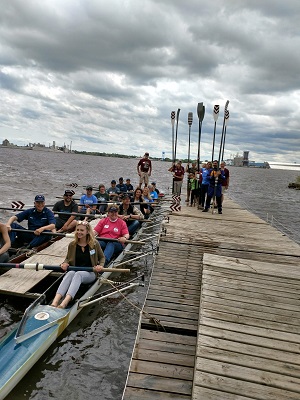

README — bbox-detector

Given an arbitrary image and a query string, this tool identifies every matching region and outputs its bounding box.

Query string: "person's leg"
[59,271,95,308]
[51,271,76,306]
[28,232,52,248]
[128,220,140,235]
[217,196,222,213]
[0,252,9,263]
[9,222,27,245]
[103,242,115,265]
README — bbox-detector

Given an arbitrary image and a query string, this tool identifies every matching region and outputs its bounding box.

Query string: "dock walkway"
[123,197,300,399]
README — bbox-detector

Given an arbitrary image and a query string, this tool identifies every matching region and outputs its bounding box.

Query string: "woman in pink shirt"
[93,204,129,265]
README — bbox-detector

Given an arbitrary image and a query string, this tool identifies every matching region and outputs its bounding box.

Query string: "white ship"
[268,162,300,171]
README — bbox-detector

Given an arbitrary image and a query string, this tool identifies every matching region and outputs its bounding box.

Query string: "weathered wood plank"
[0,268,51,294]
[126,373,192,395]
[193,371,300,400]
[192,386,253,400]
[133,348,195,367]
[130,359,194,380]
[124,387,191,399]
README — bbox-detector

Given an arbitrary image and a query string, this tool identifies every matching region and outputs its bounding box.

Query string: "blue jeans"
[127,220,140,235]
[9,222,52,248]
[99,240,124,266]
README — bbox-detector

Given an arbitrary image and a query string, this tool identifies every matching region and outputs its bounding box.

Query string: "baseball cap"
[35,194,45,202]
[64,190,74,196]
[126,178,130,181]
[121,193,130,199]
[151,182,156,185]
[86,185,93,190]
[144,152,149,156]
[119,177,123,181]
[111,179,116,184]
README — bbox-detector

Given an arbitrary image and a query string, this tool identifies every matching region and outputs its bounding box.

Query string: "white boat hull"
[268,162,300,171]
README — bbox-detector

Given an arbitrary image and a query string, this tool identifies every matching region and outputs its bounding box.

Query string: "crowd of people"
[169,159,230,214]
[0,151,231,308]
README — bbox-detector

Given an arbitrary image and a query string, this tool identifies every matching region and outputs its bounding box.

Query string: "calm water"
[0,148,299,399]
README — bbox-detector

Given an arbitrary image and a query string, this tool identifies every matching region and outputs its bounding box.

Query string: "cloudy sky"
[0,0,299,162]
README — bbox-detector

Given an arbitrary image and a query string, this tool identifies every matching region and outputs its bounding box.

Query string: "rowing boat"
[0,213,157,400]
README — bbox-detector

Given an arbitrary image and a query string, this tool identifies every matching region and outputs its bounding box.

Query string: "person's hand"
[6,225,11,232]
[118,237,127,244]
[60,263,69,271]
[93,265,104,273]
[34,228,43,236]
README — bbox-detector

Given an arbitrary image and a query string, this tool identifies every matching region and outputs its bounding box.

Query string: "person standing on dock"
[53,190,78,232]
[6,195,56,248]
[0,222,11,262]
[202,160,224,214]
[185,161,198,203]
[51,220,105,309]
[168,160,185,196]
[220,161,230,204]
[137,152,152,187]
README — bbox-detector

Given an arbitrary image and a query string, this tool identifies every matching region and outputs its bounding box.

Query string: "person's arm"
[131,207,144,220]
[0,224,11,254]
[118,220,129,244]
[6,215,18,230]
[78,195,84,212]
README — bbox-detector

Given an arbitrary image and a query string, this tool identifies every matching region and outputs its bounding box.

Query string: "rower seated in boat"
[118,193,144,235]
[6,194,56,249]
[78,185,98,218]
[0,222,11,263]
[52,189,78,232]
[93,204,129,266]
[51,220,105,309]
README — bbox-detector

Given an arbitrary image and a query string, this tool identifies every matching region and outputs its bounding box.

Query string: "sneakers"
[218,210,222,214]
[202,208,208,212]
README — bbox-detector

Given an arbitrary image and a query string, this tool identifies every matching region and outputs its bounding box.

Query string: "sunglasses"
[77,221,90,226]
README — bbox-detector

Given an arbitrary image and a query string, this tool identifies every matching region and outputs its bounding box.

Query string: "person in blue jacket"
[6,194,56,248]
[202,160,224,214]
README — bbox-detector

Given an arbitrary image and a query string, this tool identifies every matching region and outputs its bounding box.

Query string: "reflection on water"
[0,148,299,399]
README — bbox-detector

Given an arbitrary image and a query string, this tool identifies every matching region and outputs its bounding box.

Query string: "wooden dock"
[122,197,300,399]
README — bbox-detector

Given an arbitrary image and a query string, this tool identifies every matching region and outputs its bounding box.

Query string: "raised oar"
[0,263,130,273]
[212,105,220,162]
[171,111,176,163]
[217,100,230,164]
[174,108,180,162]
[187,112,193,166]
[221,109,230,161]
[9,229,144,244]
[197,102,205,172]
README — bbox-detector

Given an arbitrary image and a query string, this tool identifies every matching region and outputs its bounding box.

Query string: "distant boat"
[268,162,300,171]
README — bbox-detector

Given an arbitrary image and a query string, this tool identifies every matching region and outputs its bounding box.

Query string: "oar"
[9,229,144,244]
[197,102,205,172]
[0,263,130,273]
[174,108,180,162]
[171,111,176,163]
[221,109,230,161]
[212,105,220,162]
[217,100,230,164]
[187,112,193,166]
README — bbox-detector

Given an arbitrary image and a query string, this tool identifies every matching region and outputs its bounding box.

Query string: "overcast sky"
[1,0,299,162]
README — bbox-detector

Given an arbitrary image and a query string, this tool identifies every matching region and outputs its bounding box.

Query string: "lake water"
[0,147,299,399]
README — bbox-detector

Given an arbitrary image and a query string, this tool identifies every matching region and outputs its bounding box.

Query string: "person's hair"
[134,187,144,201]
[98,184,105,190]
[142,186,152,200]
[75,221,96,248]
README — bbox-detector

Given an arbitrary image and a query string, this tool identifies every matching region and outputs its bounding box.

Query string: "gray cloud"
[0,0,299,162]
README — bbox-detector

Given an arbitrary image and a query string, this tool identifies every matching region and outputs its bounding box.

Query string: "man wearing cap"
[52,190,78,232]
[107,180,120,201]
[137,152,152,187]
[125,178,134,193]
[118,194,144,235]
[94,204,129,265]
[6,195,56,248]
[151,182,160,195]
[78,186,98,216]
[116,177,127,193]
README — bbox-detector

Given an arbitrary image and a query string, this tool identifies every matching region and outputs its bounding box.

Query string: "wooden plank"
[130,359,194,380]
[0,268,51,294]
[135,338,195,355]
[203,253,300,280]
[193,371,300,400]
[198,334,300,366]
[198,325,300,354]
[138,329,197,346]
[196,358,300,393]
[133,348,195,367]
[193,386,253,400]
[196,345,300,378]
[126,373,192,395]
[201,309,300,335]
[123,387,190,399]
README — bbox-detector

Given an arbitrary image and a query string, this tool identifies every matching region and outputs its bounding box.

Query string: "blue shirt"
[16,207,56,230]
[116,183,127,192]
[79,194,98,211]
[150,191,158,200]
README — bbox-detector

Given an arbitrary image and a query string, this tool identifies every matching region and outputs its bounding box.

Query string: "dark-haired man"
[137,152,152,187]
[6,195,56,248]
[53,190,78,232]
[116,177,127,193]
